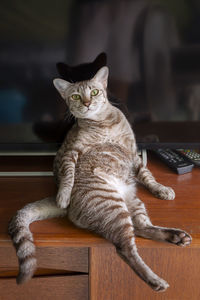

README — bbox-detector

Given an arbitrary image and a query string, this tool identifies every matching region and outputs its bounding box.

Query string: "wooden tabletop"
[0,154,199,248]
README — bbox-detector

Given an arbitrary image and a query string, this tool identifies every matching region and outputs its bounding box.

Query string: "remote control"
[152,149,194,174]
[175,149,200,166]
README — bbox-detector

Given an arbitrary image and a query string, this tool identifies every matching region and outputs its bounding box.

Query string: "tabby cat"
[8,66,191,292]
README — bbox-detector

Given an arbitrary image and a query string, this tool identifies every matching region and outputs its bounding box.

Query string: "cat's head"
[53,66,109,119]
[56,52,107,83]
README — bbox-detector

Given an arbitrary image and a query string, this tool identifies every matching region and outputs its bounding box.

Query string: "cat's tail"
[8,196,67,284]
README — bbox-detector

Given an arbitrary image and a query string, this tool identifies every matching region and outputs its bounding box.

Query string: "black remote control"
[175,149,200,167]
[152,149,194,174]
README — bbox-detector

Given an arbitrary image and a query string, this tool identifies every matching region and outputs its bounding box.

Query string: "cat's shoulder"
[111,105,131,126]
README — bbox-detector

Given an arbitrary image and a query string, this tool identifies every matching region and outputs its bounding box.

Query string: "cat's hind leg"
[135,226,192,246]
[71,189,169,291]
[126,196,192,246]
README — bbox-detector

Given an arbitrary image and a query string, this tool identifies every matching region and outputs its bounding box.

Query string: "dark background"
[0,0,200,151]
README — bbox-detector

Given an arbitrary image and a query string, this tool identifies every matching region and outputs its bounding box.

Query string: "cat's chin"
[72,111,95,119]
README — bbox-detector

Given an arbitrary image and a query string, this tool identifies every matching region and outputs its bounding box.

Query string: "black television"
[1,0,200,154]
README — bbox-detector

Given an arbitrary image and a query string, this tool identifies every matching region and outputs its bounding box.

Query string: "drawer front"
[0,275,88,300]
[0,246,88,273]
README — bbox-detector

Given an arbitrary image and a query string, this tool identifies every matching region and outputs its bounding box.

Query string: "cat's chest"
[85,122,133,148]
[67,117,135,157]
[78,129,134,165]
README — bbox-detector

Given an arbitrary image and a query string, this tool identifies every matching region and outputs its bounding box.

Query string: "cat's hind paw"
[149,276,169,292]
[153,184,175,200]
[166,229,192,247]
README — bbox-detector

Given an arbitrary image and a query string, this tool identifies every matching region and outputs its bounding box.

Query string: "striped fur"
[8,67,191,290]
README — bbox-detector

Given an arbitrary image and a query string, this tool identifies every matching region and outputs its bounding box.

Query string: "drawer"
[0,275,88,300]
[0,246,88,273]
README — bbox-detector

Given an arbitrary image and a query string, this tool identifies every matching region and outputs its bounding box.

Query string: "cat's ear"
[53,78,71,98]
[92,66,109,89]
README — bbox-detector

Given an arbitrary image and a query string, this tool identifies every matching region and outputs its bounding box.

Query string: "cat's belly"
[69,168,136,230]
[75,143,133,180]
[68,144,135,228]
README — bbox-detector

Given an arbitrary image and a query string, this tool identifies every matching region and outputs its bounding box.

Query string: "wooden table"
[0,155,200,300]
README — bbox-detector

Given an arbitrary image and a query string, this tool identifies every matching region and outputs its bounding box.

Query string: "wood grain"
[0,246,88,273]
[89,246,200,300]
[0,275,88,300]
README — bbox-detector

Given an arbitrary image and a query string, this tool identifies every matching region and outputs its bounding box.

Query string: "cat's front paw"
[153,184,175,200]
[56,188,71,209]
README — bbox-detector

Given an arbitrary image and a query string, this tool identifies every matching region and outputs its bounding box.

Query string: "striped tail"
[8,196,67,284]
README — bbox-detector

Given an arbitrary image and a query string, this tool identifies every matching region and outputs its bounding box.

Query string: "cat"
[8,66,192,292]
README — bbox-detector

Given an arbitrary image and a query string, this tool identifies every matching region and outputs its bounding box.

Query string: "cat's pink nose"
[83,101,91,107]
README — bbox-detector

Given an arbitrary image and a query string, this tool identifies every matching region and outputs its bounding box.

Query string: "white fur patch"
[106,175,136,201]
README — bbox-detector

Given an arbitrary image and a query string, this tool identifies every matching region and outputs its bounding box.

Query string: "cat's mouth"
[73,106,95,118]
[83,105,95,112]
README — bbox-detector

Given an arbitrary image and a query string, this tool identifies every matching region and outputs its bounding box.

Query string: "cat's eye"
[71,94,81,100]
[91,89,99,96]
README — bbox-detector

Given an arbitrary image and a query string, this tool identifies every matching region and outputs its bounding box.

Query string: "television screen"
[0,0,200,153]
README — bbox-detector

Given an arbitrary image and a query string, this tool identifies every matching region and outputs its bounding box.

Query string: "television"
[1,0,200,154]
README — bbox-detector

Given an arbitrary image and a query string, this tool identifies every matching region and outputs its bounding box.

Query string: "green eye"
[71,94,81,100]
[91,89,99,96]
